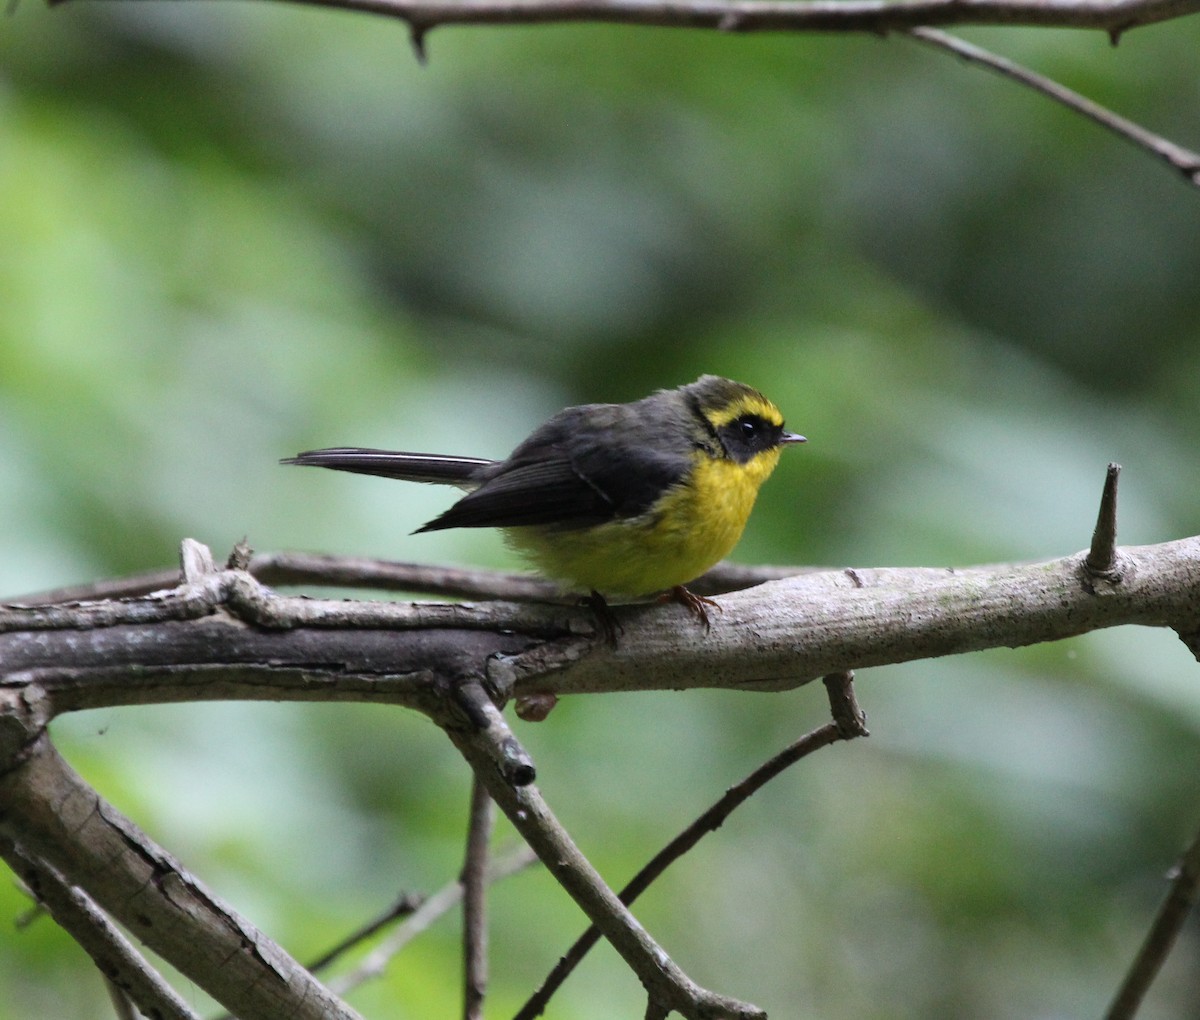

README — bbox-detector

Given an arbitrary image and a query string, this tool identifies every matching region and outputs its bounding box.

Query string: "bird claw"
[585,590,623,647]
[660,585,720,633]
[585,586,718,645]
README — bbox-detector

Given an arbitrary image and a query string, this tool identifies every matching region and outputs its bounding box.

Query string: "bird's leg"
[660,585,720,633]
[585,589,622,647]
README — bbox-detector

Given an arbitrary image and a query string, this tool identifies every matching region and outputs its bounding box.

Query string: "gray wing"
[416,405,691,532]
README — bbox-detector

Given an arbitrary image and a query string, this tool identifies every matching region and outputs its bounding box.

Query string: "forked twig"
[306,893,425,974]
[514,672,867,1019]
[331,845,539,996]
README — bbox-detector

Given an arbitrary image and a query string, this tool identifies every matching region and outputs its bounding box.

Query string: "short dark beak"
[781,431,807,444]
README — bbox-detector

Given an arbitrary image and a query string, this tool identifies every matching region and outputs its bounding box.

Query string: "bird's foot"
[660,585,720,633]
[585,589,623,647]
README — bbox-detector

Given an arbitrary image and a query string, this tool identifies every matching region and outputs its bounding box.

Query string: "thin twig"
[514,673,866,1020]
[1105,822,1200,1020]
[306,893,425,974]
[6,550,802,607]
[331,845,539,996]
[462,776,495,1020]
[908,28,1200,187]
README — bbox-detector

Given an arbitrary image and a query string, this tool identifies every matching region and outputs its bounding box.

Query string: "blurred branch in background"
[908,28,1200,185]
[9,549,810,606]
[42,0,1200,187]
[52,0,1200,187]
[90,0,1200,36]
[1106,820,1200,1020]
[328,846,538,996]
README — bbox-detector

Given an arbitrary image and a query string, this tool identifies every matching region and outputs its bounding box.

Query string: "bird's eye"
[717,412,780,462]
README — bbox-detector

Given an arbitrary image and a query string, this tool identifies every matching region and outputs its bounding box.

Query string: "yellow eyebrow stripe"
[704,394,784,429]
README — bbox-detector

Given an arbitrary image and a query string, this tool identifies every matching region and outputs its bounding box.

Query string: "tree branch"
[0,837,202,1020]
[504,534,1200,697]
[0,730,362,1020]
[42,0,1189,190]
[4,534,1200,713]
[9,551,799,608]
[72,0,1200,38]
[4,463,1200,1018]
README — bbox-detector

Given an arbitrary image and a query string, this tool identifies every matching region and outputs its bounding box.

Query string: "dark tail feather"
[281,448,493,485]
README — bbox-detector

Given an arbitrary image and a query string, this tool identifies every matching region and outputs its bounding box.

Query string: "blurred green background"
[3,3,1200,1017]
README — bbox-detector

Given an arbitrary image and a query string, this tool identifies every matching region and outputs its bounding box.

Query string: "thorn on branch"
[408,21,430,65]
[1085,463,1121,579]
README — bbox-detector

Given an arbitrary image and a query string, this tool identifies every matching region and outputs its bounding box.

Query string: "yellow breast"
[504,445,783,598]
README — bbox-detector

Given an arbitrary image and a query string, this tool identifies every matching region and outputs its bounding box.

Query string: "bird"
[282,375,804,634]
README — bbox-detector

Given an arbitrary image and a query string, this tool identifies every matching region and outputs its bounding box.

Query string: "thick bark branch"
[0,836,203,1020]
[6,537,1196,714]
[507,537,1200,695]
[0,730,362,1020]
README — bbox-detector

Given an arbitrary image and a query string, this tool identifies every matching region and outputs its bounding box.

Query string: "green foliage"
[2,3,1200,1018]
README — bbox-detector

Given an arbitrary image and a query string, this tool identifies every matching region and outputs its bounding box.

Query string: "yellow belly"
[504,448,781,597]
